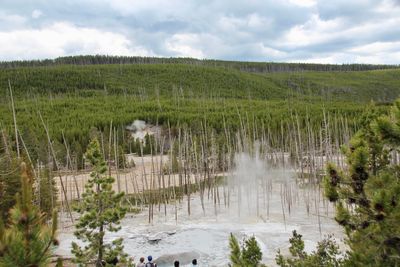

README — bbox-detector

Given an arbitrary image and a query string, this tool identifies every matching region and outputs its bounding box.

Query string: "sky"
[0,0,400,64]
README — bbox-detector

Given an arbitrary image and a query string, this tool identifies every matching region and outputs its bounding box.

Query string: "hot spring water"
[56,152,344,266]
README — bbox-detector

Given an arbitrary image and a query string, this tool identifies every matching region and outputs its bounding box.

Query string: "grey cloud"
[316,0,377,20]
[148,20,189,33]
[0,0,399,63]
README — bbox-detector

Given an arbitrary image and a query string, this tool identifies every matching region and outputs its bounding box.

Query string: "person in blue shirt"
[145,255,157,267]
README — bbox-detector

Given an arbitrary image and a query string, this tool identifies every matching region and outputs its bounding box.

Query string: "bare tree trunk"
[114,127,121,193]
[96,182,104,267]
[108,121,113,177]
[39,112,74,223]
[62,131,80,200]
[8,79,20,158]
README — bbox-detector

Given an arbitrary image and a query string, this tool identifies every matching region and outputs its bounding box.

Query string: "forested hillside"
[0,58,398,170]
[1,62,400,102]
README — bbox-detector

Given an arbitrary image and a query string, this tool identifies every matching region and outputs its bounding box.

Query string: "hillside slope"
[1,63,400,102]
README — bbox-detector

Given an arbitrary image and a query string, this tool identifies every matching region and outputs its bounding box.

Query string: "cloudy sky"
[0,0,400,63]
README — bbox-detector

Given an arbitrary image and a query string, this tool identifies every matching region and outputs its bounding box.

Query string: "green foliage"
[0,59,396,171]
[71,139,132,267]
[322,100,400,266]
[0,158,21,221]
[0,94,372,170]
[242,236,263,266]
[229,233,243,267]
[229,233,265,267]
[1,63,400,101]
[275,230,343,267]
[0,151,57,221]
[140,134,158,156]
[323,164,339,202]
[0,162,58,267]
[375,100,400,146]
[55,258,63,267]
[0,63,289,100]
[36,168,58,219]
[2,55,398,73]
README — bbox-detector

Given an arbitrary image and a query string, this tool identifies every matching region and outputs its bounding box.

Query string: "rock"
[155,251,201,266]
[148,233,164,244]
[166,230,177,235]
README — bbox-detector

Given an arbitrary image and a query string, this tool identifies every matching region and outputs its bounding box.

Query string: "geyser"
[57,150,344,266]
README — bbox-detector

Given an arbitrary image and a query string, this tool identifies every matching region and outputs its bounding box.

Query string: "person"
[192,259,198,266]
[174,260,180,267]
[145,255,157,267]
[137,257,146,267]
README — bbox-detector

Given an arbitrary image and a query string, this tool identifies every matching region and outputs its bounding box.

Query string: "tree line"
[1,55,399,73]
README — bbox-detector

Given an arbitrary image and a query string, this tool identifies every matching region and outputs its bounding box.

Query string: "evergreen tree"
[71,139,132,267]
[229,234,265,267]
[143,134,151,155]
[323,100,400,266]
[242,236,263,266]
[0,150,57,222]
[0,157,21,221]
[0,162,58,267]
[117,145,126,169]
[275,230,343,267]
[229,233,243,267]
[36,168,58,219]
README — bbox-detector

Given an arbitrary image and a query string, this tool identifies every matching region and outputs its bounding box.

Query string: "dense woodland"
[1,63,400,101]
[0,60,398,171]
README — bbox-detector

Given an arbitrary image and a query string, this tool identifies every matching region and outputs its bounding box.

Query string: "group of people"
[136,256,156,267]
[174,259,198,266]
[136,256,198,267]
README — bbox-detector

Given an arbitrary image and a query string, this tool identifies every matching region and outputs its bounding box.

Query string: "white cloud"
[346,41,400,64]
[165,33,206,58]
[279,10,400,59]
[288,0,317,7]
[281,15,344,47]
[257,43,287,57]
[349,41,400,55]
[354,52,400,64]
[291,53,355,64]
[105,0,190,17]
[247,13,272,29]
[0,12,27,30]
[217,13,272,33]
[0,0,399,63]
[288,47,400,64]
[0,22,154,60]
[32,9,43,19]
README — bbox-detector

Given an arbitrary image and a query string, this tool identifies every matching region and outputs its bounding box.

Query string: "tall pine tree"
[229,233,243,267]
[0,162,58,267]
[229,234,264,267]
[71,139,132,267]
[324,101,400,266]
